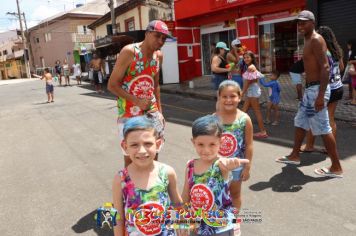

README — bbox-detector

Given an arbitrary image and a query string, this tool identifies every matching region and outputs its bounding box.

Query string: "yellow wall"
[116,8,141,31]
[0,59,23,79]
[95,19,111,39]
[93,2,172,38]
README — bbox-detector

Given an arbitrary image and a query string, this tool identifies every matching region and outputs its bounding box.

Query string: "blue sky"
[0,0,92,32]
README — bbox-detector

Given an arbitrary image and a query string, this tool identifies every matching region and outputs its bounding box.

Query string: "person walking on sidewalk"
[211,41,232,90]
[276,11,343,178]
[241,51,268,138]
[62,59,70,86]
[227,38,246,89]
[289,59,304,101]
[72,62,82,85]
[300,26,345,153]
[90,53,104,93]
[259,71,281,126]
[54,60,62,86]
[108,20,170,167]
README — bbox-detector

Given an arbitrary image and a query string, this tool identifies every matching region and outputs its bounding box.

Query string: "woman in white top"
[72,62,82,85]
[62,59,70,86]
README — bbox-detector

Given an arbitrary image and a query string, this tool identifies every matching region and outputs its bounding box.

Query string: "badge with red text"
[219,132,238,157]
[129,75,154,100]
[190,184,215,211]
[134,202,164,235]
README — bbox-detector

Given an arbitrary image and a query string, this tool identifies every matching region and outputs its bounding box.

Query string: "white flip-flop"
[314,167,343,178]
[275,156,301,165]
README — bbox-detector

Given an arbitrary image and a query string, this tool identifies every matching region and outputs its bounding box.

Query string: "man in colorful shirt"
[108,20,172,167]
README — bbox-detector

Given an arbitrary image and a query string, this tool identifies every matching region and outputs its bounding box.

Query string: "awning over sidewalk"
[93,30,146,57]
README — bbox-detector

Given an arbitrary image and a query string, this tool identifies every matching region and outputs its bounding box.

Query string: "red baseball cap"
[146,20,173,38]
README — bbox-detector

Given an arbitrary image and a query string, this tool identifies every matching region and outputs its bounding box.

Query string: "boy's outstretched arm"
[218,157,250,172]
[112,174,125,236]
[259,77,273,87]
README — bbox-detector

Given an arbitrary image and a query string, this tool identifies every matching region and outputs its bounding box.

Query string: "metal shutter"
[318,0,356,57]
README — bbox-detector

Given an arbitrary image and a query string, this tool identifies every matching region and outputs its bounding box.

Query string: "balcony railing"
[71,33,94,43]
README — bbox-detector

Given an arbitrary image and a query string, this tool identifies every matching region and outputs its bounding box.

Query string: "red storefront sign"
[210,0,239,9]
[259,7,302,22]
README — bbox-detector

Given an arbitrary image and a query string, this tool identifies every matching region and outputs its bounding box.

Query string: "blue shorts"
[289,72,302,85]
[269,95,280,105]
[46,83,53,93]
[294,85,332,135]
[231,166,244,181]
[246,82,261,97]
[231,74,243,89]
[212,74,227,90]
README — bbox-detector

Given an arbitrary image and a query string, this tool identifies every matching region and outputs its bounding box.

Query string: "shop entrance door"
[201,29,236,75]
[259,20,303,74]
[274,21,297,72]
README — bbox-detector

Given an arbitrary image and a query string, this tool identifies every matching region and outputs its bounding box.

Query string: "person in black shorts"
[54,60,62,86]
[90,53,104,93]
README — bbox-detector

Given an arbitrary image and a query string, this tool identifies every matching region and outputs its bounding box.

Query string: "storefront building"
[175,0,306,81]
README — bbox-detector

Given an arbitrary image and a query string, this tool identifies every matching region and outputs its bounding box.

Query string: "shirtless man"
[90,53,104,93]
[40,68,54,103]
[107,20,170,168]
[276,10,343,178]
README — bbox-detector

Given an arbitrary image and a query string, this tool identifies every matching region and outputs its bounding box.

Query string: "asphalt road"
[0,79,355,236]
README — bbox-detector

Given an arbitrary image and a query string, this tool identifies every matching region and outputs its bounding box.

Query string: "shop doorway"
[201,29,236,75]
[259,20,303,74]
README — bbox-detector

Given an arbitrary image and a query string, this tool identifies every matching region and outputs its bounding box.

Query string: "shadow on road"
[72,209,113,236]
[249,165,330,192]
[76,85,356,161]
[33,101,54,105]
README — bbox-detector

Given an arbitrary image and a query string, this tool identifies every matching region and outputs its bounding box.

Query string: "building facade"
[28,1,109,72]
[175,0,306,81]
[0,30,26,79]
[89,0,173,39]
[88,0,174,76]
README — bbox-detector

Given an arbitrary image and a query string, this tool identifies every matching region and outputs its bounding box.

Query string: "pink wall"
[29,17,99,70]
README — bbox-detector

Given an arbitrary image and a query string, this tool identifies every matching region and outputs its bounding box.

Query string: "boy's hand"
[218,158,249,172]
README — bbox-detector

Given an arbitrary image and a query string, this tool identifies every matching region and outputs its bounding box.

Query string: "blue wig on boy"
[123,116,157,139]
[192,115,223,138]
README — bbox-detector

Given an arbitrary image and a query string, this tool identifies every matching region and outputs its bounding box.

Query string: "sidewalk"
[0,78,37,85]
[161,74,356,122]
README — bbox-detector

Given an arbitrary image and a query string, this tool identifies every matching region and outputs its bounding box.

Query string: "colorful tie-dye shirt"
[218,113,247,160]
[120,164,171,235]
[117,43,160,118]
[187,159,234,235]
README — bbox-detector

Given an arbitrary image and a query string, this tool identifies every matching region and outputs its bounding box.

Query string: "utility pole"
[15,0,31,78]
[107,0,116,35]
[7,12,33,75]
